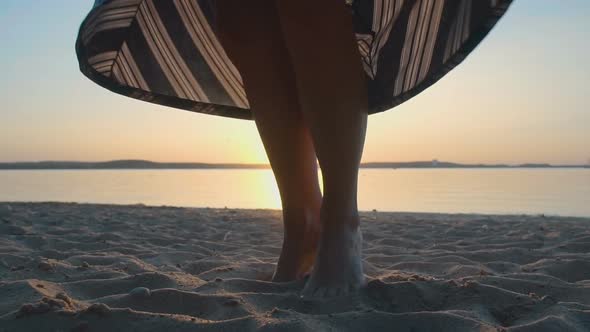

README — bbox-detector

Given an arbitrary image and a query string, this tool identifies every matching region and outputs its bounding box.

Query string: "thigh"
[213,0,290,91]
[275,0,361,68]
[275,0,367,110]
[213,0,307,133]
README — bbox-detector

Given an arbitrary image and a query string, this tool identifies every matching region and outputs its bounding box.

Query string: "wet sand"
[1,202,589,331]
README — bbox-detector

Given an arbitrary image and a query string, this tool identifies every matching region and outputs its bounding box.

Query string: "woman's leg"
[214,0,322,281]
[275,0,369,296]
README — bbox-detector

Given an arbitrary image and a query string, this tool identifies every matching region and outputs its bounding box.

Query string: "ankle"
[320,206,360,230]
[281,206,320,235]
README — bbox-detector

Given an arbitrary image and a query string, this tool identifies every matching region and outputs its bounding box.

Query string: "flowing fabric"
[76,0,512,120]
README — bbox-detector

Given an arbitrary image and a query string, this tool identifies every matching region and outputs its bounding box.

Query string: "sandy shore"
[0,202,589,331]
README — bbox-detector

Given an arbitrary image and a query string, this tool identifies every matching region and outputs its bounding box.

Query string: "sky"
[0,1,589,165]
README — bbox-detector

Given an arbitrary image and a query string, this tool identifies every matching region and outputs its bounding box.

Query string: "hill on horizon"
[0,160,587,169]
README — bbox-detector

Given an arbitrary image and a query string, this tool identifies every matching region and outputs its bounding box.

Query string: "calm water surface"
[1,169,589,217]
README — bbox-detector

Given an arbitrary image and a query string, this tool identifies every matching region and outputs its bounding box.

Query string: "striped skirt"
[76,0,512,120]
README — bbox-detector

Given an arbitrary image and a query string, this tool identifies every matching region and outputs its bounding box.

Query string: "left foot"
[272,207,321,282]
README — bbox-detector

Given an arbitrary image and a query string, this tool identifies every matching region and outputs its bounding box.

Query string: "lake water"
[1,169,589,217]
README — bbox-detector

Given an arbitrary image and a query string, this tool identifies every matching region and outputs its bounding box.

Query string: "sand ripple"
[1,203,589,331]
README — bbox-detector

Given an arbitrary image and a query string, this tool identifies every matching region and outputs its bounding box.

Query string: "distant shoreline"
[0,160,588,170]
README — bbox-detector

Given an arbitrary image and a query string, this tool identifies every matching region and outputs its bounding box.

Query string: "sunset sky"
[1,1,589,165]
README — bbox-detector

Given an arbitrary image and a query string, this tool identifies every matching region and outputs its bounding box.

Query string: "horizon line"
[0,159,588,169]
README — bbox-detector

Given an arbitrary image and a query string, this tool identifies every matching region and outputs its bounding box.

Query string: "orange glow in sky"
[0,1,589,165]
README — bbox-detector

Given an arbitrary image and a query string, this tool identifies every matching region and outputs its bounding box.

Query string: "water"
[0,168,589,217]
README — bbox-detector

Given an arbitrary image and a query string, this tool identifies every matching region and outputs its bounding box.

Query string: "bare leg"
[215,0,322,281]
[275,0,369,296]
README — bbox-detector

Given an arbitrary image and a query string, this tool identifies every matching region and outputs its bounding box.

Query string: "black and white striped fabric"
[76,0,512,120]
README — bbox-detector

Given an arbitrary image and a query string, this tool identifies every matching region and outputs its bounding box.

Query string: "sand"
[1,202,589,332]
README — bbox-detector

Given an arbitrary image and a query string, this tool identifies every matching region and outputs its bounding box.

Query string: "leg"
[214,0,322,281]
[275,0,369,296]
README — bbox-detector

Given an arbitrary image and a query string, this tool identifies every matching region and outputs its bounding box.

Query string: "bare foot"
[301,215,365,298]
[272,207,321,282]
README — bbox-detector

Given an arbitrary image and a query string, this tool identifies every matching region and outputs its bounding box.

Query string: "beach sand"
[1,202,589,331]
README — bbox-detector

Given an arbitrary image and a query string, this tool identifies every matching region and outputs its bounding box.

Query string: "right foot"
[301,215,365,298]
[272,207,321,282]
